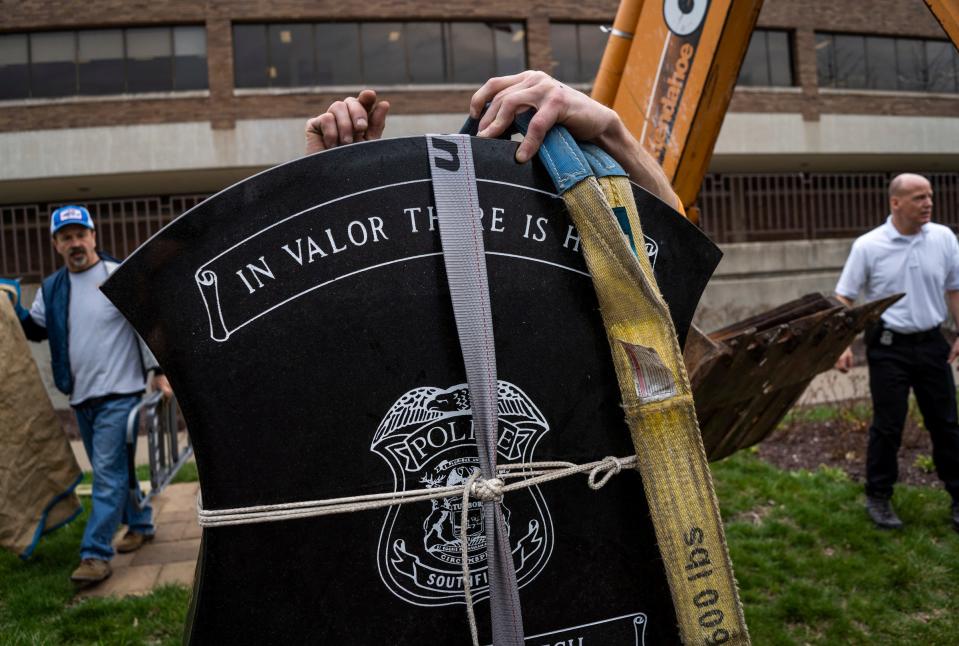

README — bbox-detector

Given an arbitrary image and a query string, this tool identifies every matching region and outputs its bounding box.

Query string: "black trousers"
[866,329,959,502]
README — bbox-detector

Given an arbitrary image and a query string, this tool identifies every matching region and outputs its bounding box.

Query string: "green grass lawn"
[2,453,957,644]
[78,462,198,487]
[0,496,189,645]
[713,452,959,645]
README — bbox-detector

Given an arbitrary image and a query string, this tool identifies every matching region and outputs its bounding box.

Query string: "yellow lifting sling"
[517,117,750,645]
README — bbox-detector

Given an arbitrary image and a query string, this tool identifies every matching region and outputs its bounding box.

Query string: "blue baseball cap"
[50,205,95,235]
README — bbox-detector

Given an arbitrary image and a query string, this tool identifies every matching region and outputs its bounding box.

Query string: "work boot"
[866,496,903,530]
[70,558,112,588]
[116,530,154,554]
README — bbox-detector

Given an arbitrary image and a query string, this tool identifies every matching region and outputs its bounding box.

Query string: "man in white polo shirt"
[835,173,959,532]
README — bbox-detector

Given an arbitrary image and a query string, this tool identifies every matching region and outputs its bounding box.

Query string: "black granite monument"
[103,136,721,644]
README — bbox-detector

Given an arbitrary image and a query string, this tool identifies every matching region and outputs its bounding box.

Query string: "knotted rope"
[196,454,636,646]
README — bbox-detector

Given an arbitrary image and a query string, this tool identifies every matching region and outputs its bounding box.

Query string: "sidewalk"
[798,364,959,406]
[78,481,201,598]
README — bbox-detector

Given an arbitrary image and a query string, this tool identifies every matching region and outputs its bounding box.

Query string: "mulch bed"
[758,406,942,488]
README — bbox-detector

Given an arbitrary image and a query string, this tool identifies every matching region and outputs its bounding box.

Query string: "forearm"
[833,292,857,370]
[594,118,680,211]
[20,313,47,341]
[947,290,959,328]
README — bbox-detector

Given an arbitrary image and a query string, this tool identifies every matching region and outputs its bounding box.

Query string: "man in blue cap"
[8,205,171,588]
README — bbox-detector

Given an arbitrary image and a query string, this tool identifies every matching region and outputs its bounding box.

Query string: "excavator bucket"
[686,293,902,461]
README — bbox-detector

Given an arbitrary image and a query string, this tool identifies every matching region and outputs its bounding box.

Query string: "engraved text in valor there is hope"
[194,200,586,342]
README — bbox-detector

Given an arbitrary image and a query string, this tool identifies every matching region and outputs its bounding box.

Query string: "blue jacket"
[18,253,138,396]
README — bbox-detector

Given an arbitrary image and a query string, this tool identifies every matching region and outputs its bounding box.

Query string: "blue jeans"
[74,394,154,561]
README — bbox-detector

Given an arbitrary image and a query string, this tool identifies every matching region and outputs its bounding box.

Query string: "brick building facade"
[1,0,958,280]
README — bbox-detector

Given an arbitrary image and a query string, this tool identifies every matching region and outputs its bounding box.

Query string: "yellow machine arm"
[925,0,959,45]
[592,0,765,220]
[593,0,959,220]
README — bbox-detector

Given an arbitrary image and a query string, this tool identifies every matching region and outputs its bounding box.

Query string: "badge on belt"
[880,330,894,346]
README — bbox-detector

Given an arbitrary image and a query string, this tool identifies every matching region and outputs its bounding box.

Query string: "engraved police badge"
[371,381,553,607]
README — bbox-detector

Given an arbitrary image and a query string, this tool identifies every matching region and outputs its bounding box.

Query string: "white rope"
[462,469,485,646]
[195,455,637,528]
[195,454,637,646]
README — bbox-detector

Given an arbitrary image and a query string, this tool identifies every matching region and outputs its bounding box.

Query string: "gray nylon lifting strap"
[426,134,526,646]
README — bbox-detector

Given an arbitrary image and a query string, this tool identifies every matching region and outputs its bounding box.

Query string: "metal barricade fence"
[0,195,206,282]
[698,171,959,243]
[126,391,193,510]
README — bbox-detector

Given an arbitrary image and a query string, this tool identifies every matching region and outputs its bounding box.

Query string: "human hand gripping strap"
[504,113,751,646]
[0,277,29,321]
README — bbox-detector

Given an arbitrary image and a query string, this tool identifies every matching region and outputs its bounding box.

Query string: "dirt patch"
[730,502,776,526]
[757,403,943,489]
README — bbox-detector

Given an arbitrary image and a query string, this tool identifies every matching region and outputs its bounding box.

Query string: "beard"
[68,250,91,269]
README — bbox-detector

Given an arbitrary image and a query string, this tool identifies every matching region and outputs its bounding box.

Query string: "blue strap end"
[579,143,627,179]
[512,111,593,194]
[0,277,25,315]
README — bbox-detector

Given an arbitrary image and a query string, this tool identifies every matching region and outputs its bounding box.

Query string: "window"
[737,30,793,87]
[865,36,897,90]
[269,24,314,87]
[232,21,526,88]
[31,32,77,98]
[362,23,408,85]
[126,28,173,93]
[927,40,959,93]
[549,22,607,84]
[78,30,125,95]
[233,25,269,88]
[0,26,207,99]
[174,26,208,90]
[492,23,526,79]
[0,34,30,100]
[315,24,360,86]
[405,23,444,84]
[817,32,959,93]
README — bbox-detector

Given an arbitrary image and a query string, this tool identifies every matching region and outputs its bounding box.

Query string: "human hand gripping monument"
[305,70,681,211]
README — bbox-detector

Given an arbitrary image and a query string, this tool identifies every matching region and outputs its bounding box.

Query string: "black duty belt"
[870,324,941,346]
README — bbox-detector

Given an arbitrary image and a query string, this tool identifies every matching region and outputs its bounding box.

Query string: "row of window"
[738,30,958,93]
[233,22,526,88]
[548,23,607,85]
[816,33,959,93]
[738,30,793,87]
[0,27,207,100]
[1,23,957,100]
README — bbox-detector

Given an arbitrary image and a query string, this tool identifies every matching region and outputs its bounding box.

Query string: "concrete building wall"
[694,238,852,331]
[5,111,958,188]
